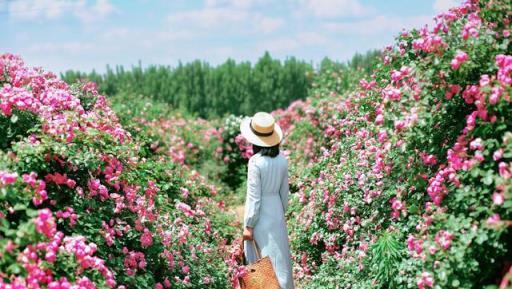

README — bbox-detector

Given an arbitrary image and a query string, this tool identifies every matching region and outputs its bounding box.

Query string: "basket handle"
[240,238,262,264]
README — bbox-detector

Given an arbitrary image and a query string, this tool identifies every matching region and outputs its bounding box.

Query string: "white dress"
[244,152,294,289]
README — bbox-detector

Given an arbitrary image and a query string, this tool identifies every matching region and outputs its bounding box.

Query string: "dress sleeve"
[244,158,262,228]
[279,159,290,213]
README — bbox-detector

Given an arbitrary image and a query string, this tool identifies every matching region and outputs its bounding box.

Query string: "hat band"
[250,120,274,137]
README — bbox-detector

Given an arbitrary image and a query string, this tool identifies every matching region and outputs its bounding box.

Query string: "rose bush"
[278,0,512,288]
[0,54,237,289]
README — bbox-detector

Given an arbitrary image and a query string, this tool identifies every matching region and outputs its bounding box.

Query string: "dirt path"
[231,204,244,223]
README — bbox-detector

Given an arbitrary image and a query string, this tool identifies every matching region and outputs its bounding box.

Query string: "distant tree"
[61,51,377,118]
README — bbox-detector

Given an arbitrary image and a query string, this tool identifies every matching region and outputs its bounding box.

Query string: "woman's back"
[250,153,288,198]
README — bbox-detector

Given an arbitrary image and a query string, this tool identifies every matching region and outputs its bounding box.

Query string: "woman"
[240,112,294,289]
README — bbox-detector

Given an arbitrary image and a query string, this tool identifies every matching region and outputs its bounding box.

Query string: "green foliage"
[366,232,406,289]
[0,110,39,150]
[61,52,313,119]
[62,52,380,119]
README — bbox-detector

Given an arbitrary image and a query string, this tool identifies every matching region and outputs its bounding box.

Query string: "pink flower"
[451,51,468,70]
[180,187,189,199]
[499,162,511,179]
[391,199,404,210]
[493,149,504,161]
[394,120,406,131]
[375,114,384,125]
[434,230,453,250]
[35,208,57,238]
[88,179,109,201]
[378,130,388,142]
[203,277,213,284]
[406,235,423,254]
[176,202,195,217]
[0,171,17,186]
[182,265,190,274]
[140,228,153,248]
[45,250,57,263]
[417,272,434,289]
[22,172,38,187]
[45,172,76,188]
[359,79,377,90]
[382,86,402,101]
[469,138,483,151]
[496,54,512,86]
[479,74,491,87]
[178,224,190,245]
[492,192,504,205]
[421,153,438,166]
[461,13,481,40]
[487,213,501,225]
[489,86,503,104]
[445,84,461,100]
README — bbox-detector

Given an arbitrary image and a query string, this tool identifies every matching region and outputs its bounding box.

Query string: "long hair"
[252,144,280,158]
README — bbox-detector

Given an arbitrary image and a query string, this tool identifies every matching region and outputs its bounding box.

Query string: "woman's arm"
[279,159,290,213]
[244,158,262,229]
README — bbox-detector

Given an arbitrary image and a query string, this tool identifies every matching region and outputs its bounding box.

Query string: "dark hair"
[253,144,280,158]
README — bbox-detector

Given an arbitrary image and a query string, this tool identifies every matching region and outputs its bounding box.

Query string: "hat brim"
[240,117,283,147]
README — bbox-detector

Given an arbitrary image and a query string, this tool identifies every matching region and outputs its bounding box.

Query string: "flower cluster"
[261,0,512,288]
[0,53,236,288]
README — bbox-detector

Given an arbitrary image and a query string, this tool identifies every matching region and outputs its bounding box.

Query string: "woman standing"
[240,112,294,289]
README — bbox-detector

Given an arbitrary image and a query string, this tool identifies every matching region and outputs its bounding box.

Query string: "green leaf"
[408,204,419,214]
[7,263,23,274]
[483,175,493,185]
[13,203,27,211]
[475,233,488,245]
[26,208,38,217]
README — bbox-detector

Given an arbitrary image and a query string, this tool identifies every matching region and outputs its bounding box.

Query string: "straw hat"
[240,112,283,147]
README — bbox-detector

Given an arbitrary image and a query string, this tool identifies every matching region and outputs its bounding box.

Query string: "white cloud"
[205,0,271,9]
[255,16,284,34]
[296,32,328,45]
[433,0,460,12]
[74,0,115,23]
[26,42,95,54]
[296,0,374,18]
[7,0,116,23]
[8,0,68,19]
[258,37,300,52]
[167,8,247,29]
[99,26,195,51]
[167,7,283,34]
[256,32,329,54]
[102,28,131,39]
[324,15,433,36]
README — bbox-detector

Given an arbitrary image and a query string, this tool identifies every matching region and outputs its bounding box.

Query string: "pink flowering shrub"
[0,54,236,288]
[278,0,512,288]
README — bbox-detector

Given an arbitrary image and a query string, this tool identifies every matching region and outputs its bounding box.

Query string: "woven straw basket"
[239,239,280,289]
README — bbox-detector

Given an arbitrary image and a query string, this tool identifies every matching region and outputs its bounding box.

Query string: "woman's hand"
[243,226,254,241]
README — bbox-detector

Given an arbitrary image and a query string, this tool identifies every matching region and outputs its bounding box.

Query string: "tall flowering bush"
[280,0,512,288]
[0,54,236,288]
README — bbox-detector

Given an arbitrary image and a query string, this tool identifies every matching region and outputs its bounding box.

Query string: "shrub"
[0,54,236,289]
[280,0,512,288]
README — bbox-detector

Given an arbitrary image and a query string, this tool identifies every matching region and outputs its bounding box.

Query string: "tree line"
[61,51,380,118]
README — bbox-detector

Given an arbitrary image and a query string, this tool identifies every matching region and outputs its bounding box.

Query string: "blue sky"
[0,0,459,73]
